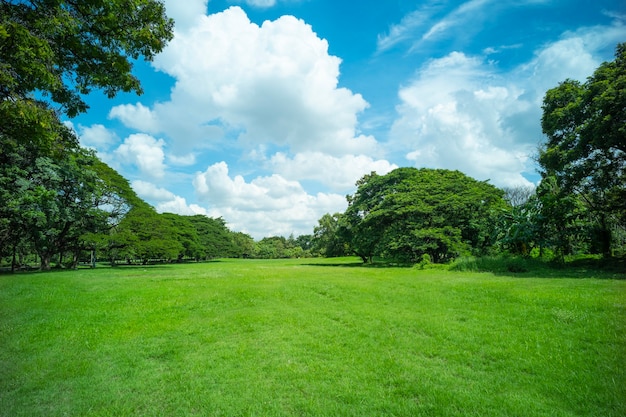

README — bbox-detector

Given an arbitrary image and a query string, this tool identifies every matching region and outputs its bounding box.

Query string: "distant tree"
[494,195,543,257]
[502,185,535,207]
[295,234,315,253]
[255,236,288,259]
[313,213,348,257]
[344,168,507,263]
[116,207,182,264]
[535,176,591,259]
[188,215,237,259]
[161,213,204,261]
[231,232,255,258]
[539,43,626,256]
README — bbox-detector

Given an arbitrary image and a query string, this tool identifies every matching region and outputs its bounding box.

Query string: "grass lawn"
[1,258,624,416]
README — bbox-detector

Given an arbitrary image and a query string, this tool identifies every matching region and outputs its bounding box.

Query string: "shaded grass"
[1,258,625,416]
[450,254,626,279]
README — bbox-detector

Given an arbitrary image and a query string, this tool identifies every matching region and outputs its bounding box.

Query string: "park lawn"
[0,258,624,417]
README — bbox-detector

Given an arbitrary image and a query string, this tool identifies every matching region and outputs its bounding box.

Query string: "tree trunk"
[40,254,51,271]
[11,245,16,273]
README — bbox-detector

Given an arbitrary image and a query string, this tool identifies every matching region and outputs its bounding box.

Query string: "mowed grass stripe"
[1,258,624,416]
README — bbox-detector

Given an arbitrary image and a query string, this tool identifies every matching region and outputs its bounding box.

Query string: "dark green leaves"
[344,168,506,263]
[1,0,174,116]
[539,43,625,256]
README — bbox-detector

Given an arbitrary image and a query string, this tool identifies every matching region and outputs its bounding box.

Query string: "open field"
[1,258,624,416]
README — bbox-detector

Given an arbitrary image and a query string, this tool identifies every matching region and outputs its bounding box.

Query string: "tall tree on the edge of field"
[0,0,173,268]
[313,213,348,257]
[539,43,626,257]
[344,168,507,264]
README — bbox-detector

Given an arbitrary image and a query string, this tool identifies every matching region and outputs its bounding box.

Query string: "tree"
[313,213,347,257]
[255,236,288,259]
[1,0,174,269]
[1,0,174,116]
[539,43,626,256]
[116,207,182,264]
[344,168,507,263]
[161,213,204,261]
[230,232,255,258]
[188,215,238,259]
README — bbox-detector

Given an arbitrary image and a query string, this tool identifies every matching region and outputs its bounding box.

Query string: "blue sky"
[68,0,625,239]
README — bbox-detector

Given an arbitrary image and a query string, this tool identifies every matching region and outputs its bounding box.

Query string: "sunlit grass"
[1,258,624,416]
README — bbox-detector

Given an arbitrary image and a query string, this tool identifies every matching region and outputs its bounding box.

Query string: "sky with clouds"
[68,0,625,239]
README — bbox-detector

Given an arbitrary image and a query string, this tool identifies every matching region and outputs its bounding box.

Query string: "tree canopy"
[539,42,626,256]
[1,0,173,116]
[342,168,507,263]
[1,0,174,269]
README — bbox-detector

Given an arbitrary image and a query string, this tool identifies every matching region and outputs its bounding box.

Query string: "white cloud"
[376,4,438,53]
[132,180,177,201]
[110,6,376,156]
[269,152,398,191]
[193,162,346,238]
[108,102,160,134]
[162,0,207,32]
[420,0,491,42]
[391,51,542,187]
[390,22,623,188]
[68,123,118,150]
[132,180,209,216]
[243,0,276,7]
[114,134,167,179]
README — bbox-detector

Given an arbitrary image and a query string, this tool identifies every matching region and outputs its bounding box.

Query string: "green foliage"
[312,213,348,257]
[1,0,174,116]
[115,207,182,263]
[188,215,239,259]
[539,42,626,256]
[0,0,174,269]
[344,168,507,263]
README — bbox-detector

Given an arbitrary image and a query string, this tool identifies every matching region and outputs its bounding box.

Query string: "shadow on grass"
[450,255,626,280]
[304,255,625,279]
[0,259,226,275]
[303,259,416,269]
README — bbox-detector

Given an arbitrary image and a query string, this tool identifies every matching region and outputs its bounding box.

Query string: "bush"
[450,255,532,274]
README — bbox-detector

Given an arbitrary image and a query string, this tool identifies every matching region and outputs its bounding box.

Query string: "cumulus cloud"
[114,134,167,179]
[162,0,207,31]
[390,22,624,188]
[108,103,160,134]
[132,180,209,216]
[74,123,118,150]
[269,152,398,191]
[391,51,534,187]
[193,162,346,238]
[110,6,375,156]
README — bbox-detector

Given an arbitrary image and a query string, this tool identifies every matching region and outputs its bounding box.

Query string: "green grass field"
[1,258,624,416]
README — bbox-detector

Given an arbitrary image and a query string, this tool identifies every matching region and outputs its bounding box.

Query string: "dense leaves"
[539,43,626,256]
[342,168,507,263]
[1,0,173,269]
[1,0,174,116]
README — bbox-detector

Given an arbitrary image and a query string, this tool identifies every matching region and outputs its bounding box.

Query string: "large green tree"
[1,0,173,116]
[344,168,507,263]
[1,0,173,269]
[313,213,348,257]
[539,43,626,256]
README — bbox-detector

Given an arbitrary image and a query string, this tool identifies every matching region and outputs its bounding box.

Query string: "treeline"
[312,168,625,265]
[312,44,626,264]
[2,0,623,270]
